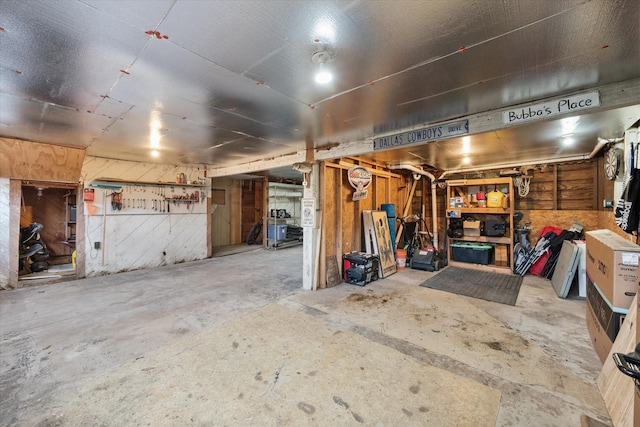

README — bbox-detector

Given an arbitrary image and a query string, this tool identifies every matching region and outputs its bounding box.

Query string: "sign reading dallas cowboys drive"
[373,119,469,150]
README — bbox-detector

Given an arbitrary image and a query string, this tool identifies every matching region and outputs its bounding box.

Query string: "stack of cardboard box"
[585,230,640,363]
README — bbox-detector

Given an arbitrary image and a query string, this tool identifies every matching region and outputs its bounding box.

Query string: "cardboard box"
[463,220,481,237]
[586,277,627,363]
[495,245,508,267]
[585,230,640,309]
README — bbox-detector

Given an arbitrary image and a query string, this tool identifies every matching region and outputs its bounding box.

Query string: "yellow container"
[486,190,505,208]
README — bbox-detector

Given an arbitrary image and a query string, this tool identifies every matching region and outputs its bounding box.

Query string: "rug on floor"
[419,266,523,306]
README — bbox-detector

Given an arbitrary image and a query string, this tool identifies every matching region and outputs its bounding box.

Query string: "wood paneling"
[0,138,85,182]
[321,160,405,288]
[211,178,236,246]
[515,160,596,211]
[240,180,264,245]
[517,210,599,242]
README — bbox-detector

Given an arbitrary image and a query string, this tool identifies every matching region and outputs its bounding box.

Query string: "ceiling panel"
[0,0,639,179]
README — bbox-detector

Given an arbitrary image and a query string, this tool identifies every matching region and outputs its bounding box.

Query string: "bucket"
[396,248,407,269]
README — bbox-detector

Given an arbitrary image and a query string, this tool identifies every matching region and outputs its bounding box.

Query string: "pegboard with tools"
[86,180,209,215]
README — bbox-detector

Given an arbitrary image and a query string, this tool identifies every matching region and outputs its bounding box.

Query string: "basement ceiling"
[1,0,639,180]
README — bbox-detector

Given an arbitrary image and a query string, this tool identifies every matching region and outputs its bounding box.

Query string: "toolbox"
[343,252,379,286]
[451,242,494,265]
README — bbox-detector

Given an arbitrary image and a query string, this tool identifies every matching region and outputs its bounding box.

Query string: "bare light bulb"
[315,69,332,84]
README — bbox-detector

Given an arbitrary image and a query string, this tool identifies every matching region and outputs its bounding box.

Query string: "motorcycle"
[19,222,50,273]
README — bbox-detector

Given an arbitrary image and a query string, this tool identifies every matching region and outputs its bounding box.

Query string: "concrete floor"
[0,245,611,426]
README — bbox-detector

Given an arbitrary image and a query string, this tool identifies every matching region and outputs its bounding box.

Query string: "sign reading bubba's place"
[348,166,372,201]
[502,90,600,125]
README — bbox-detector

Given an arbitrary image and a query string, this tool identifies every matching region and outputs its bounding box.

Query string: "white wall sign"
[502,90,601,125]
[301,198,315,227]
[347,165,372,201]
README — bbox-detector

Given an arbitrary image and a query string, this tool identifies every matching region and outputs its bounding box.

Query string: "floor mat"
[420,266,523,305]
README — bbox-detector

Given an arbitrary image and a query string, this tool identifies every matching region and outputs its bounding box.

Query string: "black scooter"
[19,222,50,273]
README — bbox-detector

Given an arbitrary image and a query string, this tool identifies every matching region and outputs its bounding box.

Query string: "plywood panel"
[0,138,85,182]
[598,211,638,243]
[341,169,356,254]
[229,180,242,244]
[211,178,233,247]
[597,295,636,427]
[518,210,599,243]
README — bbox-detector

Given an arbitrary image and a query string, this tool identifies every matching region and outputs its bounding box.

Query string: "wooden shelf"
[446,177,515,273]
[165,198,199,203]
[450,236,511,244]
[448,207,510,214]
[94,178,206,187]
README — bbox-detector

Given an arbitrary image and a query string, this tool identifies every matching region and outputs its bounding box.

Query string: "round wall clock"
[604,147,620,180]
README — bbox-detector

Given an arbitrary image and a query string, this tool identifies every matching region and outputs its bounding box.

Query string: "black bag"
[615,143,640,234]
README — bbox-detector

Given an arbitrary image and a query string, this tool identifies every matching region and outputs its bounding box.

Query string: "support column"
[302,163,320,291]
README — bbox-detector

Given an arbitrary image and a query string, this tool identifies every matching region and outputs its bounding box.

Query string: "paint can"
[396,248,407,269]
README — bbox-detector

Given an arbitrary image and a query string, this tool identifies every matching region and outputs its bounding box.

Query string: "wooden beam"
[325,160,403,179]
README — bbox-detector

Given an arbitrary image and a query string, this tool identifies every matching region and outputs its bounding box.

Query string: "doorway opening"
[19,181,78,285]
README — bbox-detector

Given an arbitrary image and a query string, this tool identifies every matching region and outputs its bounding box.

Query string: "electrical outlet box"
[94,242,101,249]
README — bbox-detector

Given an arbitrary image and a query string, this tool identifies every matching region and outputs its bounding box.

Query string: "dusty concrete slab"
[289,273,610,426]
[44,304,500,426]
[0,246,612,426]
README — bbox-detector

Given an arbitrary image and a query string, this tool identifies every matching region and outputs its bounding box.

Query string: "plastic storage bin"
[267,224,288,241]
[451,242,494,265]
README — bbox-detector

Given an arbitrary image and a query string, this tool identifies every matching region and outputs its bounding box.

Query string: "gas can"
[486,190,504,208]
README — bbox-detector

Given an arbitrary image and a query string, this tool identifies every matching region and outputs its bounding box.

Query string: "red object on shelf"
[83,188,95,201]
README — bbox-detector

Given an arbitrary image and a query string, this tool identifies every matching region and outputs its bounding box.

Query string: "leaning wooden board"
[363,210,396,278]
[597,293,637,427]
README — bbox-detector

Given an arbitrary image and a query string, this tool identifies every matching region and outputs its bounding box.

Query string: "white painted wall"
[0,178,10,288]
[81,157,209,276]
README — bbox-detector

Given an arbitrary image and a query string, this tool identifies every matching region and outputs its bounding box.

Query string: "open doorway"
[19,182,78,284]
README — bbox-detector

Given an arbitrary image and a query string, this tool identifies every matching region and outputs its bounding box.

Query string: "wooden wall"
[319,159,405,288]
[241,179,265,245]
[211,178,243,246]
[515,161,597,210]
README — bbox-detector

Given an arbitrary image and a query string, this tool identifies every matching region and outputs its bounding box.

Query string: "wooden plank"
[325,255,341,288]
[340,169,356,253]
[371,210,396,277]
[229,180,242,244]
[325,160,402,178]
[597,295,637,427]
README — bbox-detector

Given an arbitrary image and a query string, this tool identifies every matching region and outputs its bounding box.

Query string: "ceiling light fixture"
[312,50,334,85]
